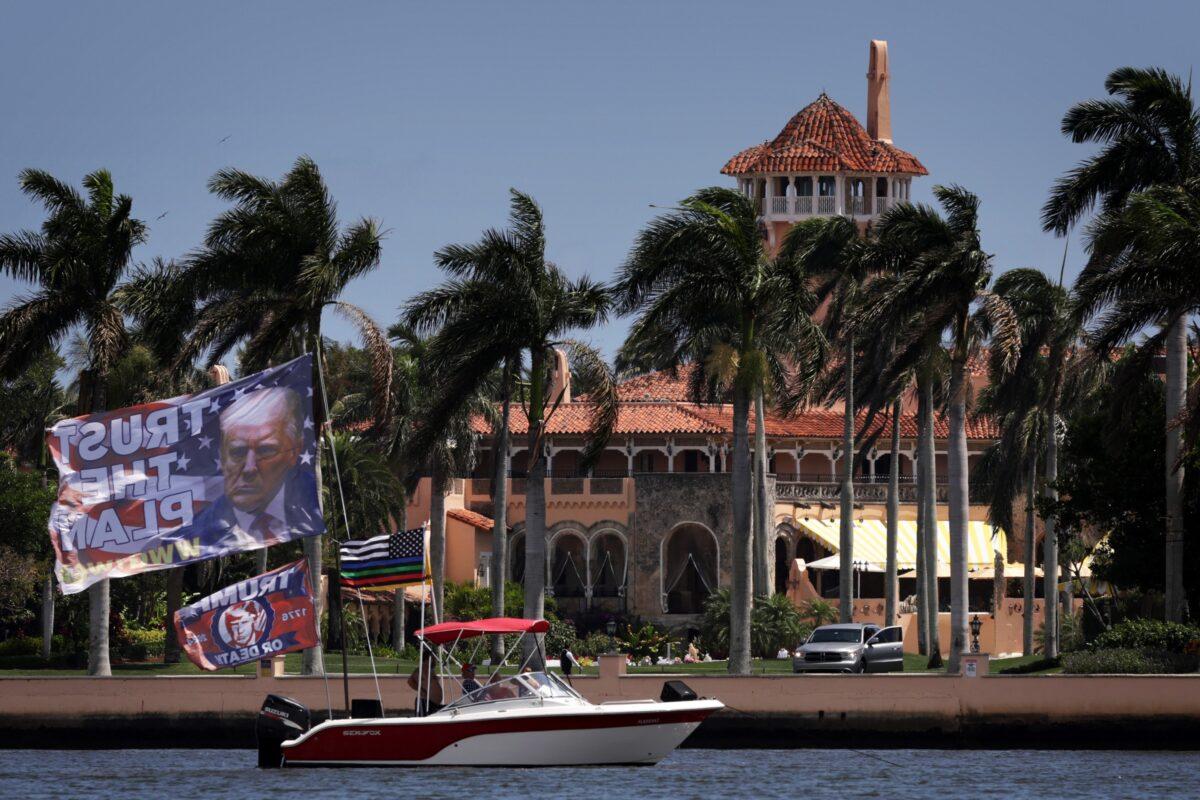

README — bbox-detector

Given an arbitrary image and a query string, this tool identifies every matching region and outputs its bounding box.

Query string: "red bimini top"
[415,617,550,645]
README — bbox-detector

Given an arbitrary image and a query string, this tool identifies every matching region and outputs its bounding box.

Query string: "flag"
[46,354,325,595]
[174,558,318,671]
[340,527,429,590]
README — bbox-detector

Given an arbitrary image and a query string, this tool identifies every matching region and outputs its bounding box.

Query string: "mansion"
[393,41,1044,655]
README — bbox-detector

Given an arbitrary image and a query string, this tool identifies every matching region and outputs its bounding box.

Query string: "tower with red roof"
[721,40,928,249]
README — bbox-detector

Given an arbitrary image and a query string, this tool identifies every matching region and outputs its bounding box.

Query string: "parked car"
[791,623,904,673]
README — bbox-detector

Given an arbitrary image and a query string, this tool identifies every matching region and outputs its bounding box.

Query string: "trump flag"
[174,558,318,671]
[47,354,325,595]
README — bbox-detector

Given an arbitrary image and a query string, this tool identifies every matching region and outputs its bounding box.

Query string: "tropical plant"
[131,156,392,674]
[614,187,825,673]
[801,597,839,627]
[1044,67,1200,623]
[751,593,808,658]
[864,185,1019,672]
[616,623,675,661]
[405,189,617,665]
[0,168,148,675]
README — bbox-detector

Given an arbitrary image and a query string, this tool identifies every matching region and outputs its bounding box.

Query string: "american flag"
[339,527,429,591]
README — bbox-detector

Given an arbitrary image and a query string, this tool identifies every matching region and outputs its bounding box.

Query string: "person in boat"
[407,650,444,716]
[460,662,481,695]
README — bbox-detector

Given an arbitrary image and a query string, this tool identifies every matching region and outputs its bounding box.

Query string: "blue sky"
[2,1,1198,360]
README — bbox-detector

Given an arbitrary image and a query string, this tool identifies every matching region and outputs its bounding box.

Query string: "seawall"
[2,659,1198,750]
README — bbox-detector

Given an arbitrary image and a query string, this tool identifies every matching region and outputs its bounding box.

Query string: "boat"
[256,617,723,767]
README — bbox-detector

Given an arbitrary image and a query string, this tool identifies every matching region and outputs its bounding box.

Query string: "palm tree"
[405,190,617,659]
[386,325,493,618]
[141,156,392,674]
[615,187,825,674]
[977,268,1073,655]
[1044,67,1200,623]
[779,215,869,623]
[0,168,147,676]
[866,186,1018,672]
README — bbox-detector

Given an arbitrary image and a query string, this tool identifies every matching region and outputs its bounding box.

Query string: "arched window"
[550,532,587,597]
[590,533,627,597]
[662,524,719,614]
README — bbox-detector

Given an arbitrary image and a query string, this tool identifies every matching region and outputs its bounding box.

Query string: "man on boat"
[407,650,445,716]
[460,662,481,694]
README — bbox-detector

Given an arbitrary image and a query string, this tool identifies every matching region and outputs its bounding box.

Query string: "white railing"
[770,196,790,215]
[795,195,814,215]
[849,196,867,216]
[817,195,836,214]
[875,197,893,216]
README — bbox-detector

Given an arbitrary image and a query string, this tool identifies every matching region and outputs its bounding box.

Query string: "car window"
[808,628,862,643]
[869,626,903,644]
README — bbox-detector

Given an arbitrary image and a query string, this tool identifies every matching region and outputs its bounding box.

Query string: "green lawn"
[0,652,1060,677]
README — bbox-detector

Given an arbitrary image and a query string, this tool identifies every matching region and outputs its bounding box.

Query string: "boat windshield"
[447,671,581,710]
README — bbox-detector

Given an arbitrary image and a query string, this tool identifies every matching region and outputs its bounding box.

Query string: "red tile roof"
[471,363,998,441]
[446,507,496,531]
[722,94,927,177]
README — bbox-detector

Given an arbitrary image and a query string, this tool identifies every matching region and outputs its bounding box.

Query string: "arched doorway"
[662,524,719,614]
[774,535,792,595]
[590,532,627,598]
[550,532,587,598]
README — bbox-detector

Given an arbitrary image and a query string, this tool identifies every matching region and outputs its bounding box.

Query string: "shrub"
[617,623,675,660]
[1092,619,1200,654]
[1062,648,1199,674]
[544,618,578,659]
[118,628,165,660]
[801,598,839,627]
[699,589,731,659]
[576,631,617,658]
[751,594,807,658]
[0,635,43,657]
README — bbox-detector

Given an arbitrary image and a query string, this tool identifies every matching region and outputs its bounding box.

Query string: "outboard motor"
[256,694,310,768]
[660,680,698,703]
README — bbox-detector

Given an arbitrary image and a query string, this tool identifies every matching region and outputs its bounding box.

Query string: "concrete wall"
[3,659,1198,749]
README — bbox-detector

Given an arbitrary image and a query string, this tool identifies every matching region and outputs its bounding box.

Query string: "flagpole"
[335,546,351,717]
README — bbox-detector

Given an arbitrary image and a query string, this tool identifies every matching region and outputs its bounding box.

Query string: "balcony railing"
[817,195,836,214]
[776,480,990,504]
[848,196,868,216]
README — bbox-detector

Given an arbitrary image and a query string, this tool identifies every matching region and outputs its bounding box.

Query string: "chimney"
[548,347,571,404]
[866,40,892,143]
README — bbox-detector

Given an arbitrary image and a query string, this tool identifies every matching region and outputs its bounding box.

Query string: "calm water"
[0,748,1196,799]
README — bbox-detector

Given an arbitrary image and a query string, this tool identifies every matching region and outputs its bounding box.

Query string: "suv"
[791,623,904,673]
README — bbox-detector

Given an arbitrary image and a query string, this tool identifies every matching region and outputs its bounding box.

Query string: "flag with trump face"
[46,354,325,595]
[174,558,319,671]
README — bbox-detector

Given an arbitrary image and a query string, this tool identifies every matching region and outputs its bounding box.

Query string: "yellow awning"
[794,518,1005,571]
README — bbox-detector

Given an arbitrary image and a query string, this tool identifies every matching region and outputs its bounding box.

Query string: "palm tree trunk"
[163,567,183,664]
[838,346,855,623]
[885,399,901,627]
[753,388,771,596]
[523,348,548,667]
[728,382,753,674]
[41,571,54,659]
[1023,455,1036,657]
[256,548,268,572]
[1042,395,1060,659]
[916,475,927,655]
[303,326,325,676]
[491,363,512,663]
[83,368,111,677]
[430,460,448,619]
[919,377,942,667]
[1164,315,1187,622]
[947,358,969,673]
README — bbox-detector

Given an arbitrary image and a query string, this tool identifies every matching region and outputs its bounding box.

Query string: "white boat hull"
[279,699,722,767]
